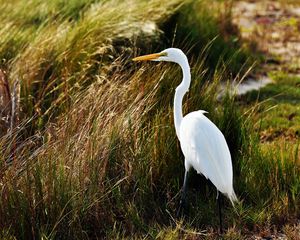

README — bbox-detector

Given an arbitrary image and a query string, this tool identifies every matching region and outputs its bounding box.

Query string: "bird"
[133,48,237,233]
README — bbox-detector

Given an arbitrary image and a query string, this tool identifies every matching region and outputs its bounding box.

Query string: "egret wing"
[179,111,233,195]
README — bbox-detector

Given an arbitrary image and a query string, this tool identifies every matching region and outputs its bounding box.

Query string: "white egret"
[133,48,237,232]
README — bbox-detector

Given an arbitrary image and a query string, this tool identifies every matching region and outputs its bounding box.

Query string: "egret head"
[133,48,187,65]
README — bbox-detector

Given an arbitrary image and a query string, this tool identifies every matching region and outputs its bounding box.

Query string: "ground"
[233,0,300,148]
[232,1,300,239]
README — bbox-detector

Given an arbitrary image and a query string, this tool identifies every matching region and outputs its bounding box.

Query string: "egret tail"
[228,189,238,206]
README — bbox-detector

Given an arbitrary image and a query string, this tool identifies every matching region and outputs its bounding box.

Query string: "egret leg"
[177,170,189,217]
[217,191,223,234]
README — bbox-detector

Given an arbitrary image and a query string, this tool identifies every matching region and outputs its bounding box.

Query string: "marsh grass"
[2,59,298,239]
[235,71,300,232]
[1,0,186,133]
[0,59,239,239]
[0,0,299,239]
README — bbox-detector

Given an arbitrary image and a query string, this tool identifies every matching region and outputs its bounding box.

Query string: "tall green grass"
[0,58,240,239]
[1,0,186,133]
[2,60,299,239]
[0,0,299,239]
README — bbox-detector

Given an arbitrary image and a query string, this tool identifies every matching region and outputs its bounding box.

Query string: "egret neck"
[174,56,191,140]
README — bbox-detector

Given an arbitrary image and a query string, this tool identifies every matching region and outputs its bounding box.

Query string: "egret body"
[133,48,237,231]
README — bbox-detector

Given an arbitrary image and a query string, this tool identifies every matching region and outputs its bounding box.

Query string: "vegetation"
[0,0,299,239]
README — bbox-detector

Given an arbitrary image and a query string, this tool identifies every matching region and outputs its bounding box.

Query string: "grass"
[0,0,299,239]
[241,71,300,143]
[236,71,300,235]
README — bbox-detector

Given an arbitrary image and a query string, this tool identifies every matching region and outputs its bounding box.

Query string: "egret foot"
[176,198,187,218]
[177,170,189,218]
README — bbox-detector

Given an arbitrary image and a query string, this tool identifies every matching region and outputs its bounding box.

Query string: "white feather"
[179,111,237,205]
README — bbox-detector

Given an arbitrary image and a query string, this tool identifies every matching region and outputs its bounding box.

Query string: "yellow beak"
[132,52,162,61]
